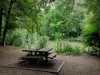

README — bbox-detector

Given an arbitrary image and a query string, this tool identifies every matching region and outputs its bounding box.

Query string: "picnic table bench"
[20,48,56,63]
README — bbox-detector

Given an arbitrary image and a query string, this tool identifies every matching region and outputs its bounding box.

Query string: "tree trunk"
[0,8,3,36]
[0,8,3,45]
[2,0,15,46]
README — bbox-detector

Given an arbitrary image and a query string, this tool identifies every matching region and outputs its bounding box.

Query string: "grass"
[46,41,57,52]
[46,39,85,55]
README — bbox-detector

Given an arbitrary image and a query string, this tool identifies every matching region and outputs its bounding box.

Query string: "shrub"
[83,25,99,46]
[6,28,28,47]
[86,47,100,56]
[6,29,48,48]
[83,25,100,56]
[33,33,48,48]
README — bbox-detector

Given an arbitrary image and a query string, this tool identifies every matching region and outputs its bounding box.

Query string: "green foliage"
[68,36,83,43]
[3,0,100,57]
[83,25,97,35]
[40,0,75,39]
[85,47,100,56]
[55,39,84,55]
[83,0,100,47]
[41,6,85,39]
[0,0,54,45]
[6,29,48,48]
[32,33,48,48]
[90,47,100,56]
[82,0,100,55]
[83,23,100,49]
[83,25,97,47]
[6,28,28,47]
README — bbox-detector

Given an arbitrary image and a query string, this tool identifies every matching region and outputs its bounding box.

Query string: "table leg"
[30,52,33,55]
[45,52,49,64]
[45,56,48,64]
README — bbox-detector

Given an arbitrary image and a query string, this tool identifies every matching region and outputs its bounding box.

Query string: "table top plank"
[23,48,41,52]
[37,48,53,52]
[23,48,53,53]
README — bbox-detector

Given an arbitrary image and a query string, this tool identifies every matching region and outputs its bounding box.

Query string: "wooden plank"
[37,48,53,52]
[21,55,45,59]
[57,61,66,73]
[48,53,56,59]
[22,48,41,52]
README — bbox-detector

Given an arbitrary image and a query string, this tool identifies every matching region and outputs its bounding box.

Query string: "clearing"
[0,46,100,75]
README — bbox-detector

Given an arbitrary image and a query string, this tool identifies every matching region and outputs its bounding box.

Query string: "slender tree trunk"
[0,8,3,36]
[0,8,3,45]
[2,0,15,46]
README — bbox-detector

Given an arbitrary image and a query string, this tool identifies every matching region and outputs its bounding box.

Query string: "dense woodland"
[0,0,100,56]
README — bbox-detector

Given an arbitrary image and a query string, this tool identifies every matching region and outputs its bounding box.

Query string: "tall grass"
[55,39,84,55]
[33,33,48,48]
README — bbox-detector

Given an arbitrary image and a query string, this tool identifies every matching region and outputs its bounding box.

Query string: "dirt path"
[57,55,100,75]
[0,46,100,75]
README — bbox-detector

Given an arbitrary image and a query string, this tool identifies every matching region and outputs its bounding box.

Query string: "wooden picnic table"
[21,48,56,63]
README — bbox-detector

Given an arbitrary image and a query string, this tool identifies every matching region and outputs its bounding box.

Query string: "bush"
[83,25,99,46]
[86,47,100,56]
[55,39,84,55]
[6,29,48,48]
[83,25,100,56]
[50,32,62,40]
[33,33,48,48]
[6,28,28,47]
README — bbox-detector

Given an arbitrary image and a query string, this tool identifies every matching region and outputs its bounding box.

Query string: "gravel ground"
[0,46,100,75]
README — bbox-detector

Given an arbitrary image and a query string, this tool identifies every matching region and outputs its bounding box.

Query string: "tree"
[14,0,54,34]
[83,0,100,47]
[0,0,55,45]
[82,0,100,55]
[2,0,16,45]
[0,8,3,36]
[0,0,5,43]
[41,0,86,39]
